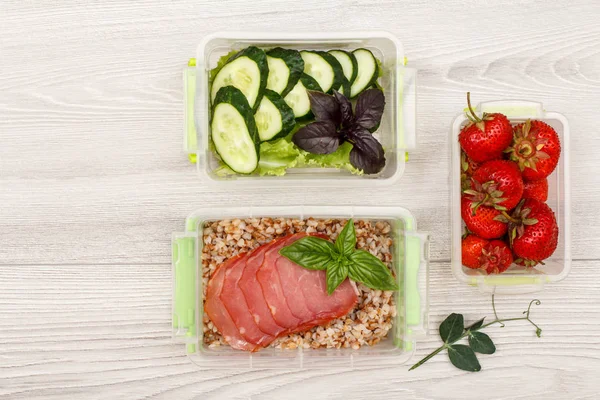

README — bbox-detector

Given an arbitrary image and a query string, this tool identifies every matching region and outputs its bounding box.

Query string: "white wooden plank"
[0,262,599,399]
[2,0,600,398]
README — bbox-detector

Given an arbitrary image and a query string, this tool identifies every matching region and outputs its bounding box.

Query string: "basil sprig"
[279,219,398,294]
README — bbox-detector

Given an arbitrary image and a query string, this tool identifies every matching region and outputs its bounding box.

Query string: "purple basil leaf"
[354,88,385,131]
[333,90,354,128]
[292,120,341,154]
[308,90,341,125]
[348,126,386,174]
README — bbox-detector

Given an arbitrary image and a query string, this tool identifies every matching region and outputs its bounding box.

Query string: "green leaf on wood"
[447,344,481,372]
[439,313,464,343]
[468,331,496,354]
[465,317,485,331]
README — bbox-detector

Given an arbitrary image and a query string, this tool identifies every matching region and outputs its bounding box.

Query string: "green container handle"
[172,234,198,353]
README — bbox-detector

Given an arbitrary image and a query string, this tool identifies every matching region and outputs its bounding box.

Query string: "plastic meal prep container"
[172,206,429,368]
[183,32,417,187]
[451,100,571,294]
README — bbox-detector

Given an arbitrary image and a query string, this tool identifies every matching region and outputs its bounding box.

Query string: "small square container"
[172,206,429,368]
[451,100,571,294]
[184,32,417,187]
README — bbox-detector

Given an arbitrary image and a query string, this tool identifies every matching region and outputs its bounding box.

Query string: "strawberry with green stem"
[506,120,561,181]
[461,197,508,239]
[462,235,513,274]
[459,93,513,163]
[496,198,559,267]
[465,160,524,212]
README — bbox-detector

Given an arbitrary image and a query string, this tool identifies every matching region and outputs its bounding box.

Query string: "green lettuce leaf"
[299,141,363,175]
[255,138,302,176]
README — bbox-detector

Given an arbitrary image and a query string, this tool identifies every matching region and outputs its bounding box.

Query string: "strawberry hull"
[451,100,571,294]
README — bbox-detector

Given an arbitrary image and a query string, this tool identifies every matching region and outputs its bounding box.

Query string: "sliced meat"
[273,233,315,324]
[221,252,275,347]
[207,233,359,352]
[257,237,302,330]
[273,234,357,330]
[299,269,357,322]
[239,240,287,337]
[204,254,257,351]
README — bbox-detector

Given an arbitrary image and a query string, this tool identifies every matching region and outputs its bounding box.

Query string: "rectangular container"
[184,32,417,187]
[172,206,429,368]
[451,100,571,294]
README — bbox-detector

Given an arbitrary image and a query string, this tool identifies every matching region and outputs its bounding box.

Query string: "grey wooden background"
[1,0,600,398]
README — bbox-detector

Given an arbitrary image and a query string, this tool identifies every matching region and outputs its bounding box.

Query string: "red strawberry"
[462,235,488,269]
[461,151,480,191]
[522,178,548,202]
[462,235,513,274]
[502,198,559,267]
[480,240,513,274]
[506,120,561,181]
[459,93,513,163]
[461,197,508,239]
[466,160,524,211]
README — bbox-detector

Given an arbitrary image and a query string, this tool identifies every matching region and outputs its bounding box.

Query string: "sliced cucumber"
[284,73,322,119]
[265,47,304,97]
[329,50,358,85]
[255,89,295,142]
[211,46,268,110]
[350,48,380,98]
[211,86,259,174]
[337,77,352,97]
[300,51,344,94]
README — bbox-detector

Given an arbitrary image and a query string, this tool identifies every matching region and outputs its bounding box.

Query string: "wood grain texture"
[1,0,600,398]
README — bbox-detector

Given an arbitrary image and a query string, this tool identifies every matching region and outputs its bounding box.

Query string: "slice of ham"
[256,237,302,330]
[220,251,275,347]
[272,234,315,324]
[239,240,287,337]
[204,254,257,351]
[273,233,357,331]
[299,268,357,322]
[205,233,359,351]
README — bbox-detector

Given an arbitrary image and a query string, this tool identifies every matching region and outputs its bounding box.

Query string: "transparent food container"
[184,32,417,187]
[172,206,429,368]
[451,100,571,294]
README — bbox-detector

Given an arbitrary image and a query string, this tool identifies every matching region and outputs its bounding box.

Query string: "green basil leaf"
[468,331,496,354]
[439,313,464,343]
[347,250,398,291]
[465,317,485,332]
[447,344,481,372]
[326,259,349,295]
[279,236,336,270]
[335,219,356,255]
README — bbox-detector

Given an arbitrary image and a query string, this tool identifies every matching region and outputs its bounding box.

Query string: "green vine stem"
[409,295,542,371]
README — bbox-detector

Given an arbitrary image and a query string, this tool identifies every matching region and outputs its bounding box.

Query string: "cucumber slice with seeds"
[211,86,259,174]
[255,89,295,142]
[211,46,268,110]
[350,48,380,98]
[284,73,323,119]
[329,50,358,85]
[300,51,344,94]
[265,47,304,97]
